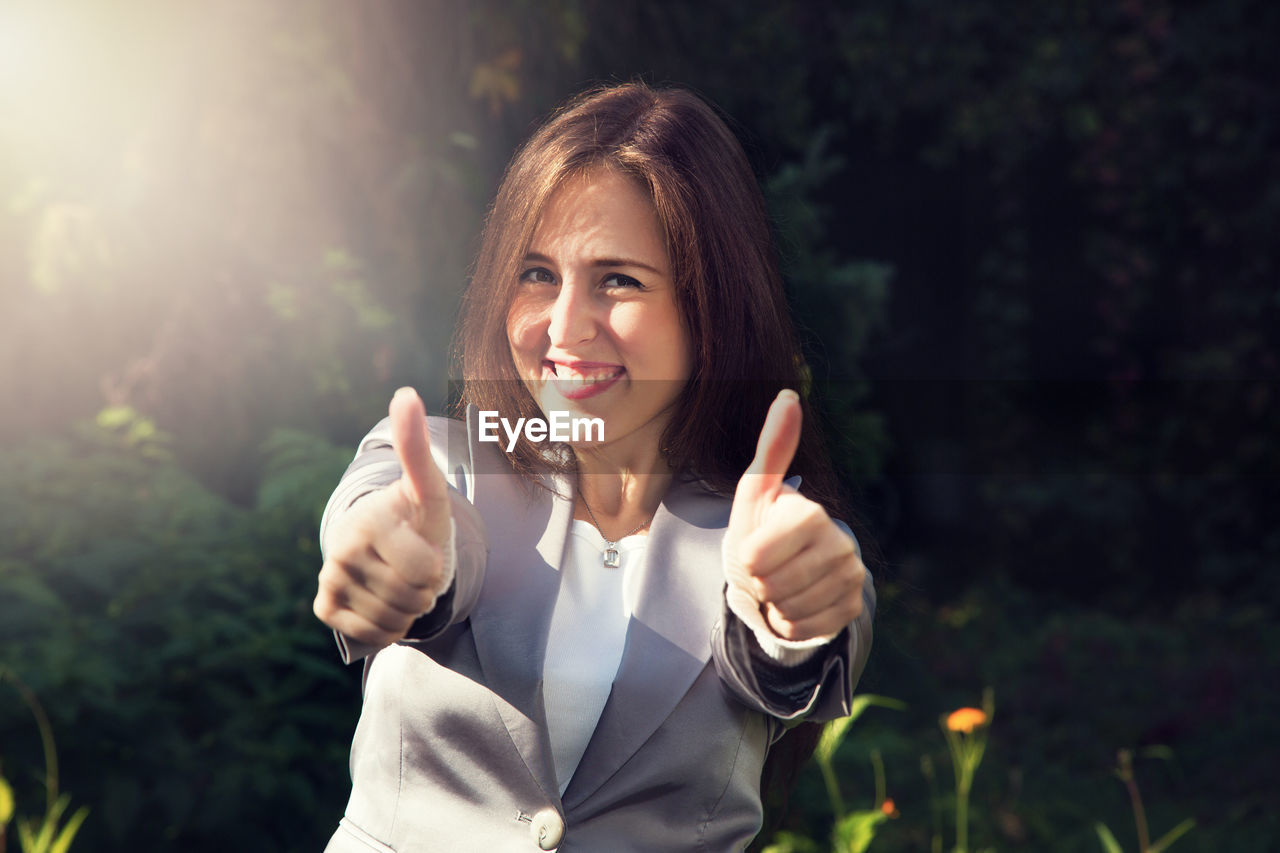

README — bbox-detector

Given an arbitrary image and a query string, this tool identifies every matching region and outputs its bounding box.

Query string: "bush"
[0,409,358,851]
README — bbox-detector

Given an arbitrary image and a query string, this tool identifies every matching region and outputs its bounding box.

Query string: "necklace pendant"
[603,543,620,569]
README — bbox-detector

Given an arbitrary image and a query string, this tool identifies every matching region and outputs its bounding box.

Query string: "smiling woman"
[313,82,874,852]
[506,166,691,478]
[455,87,851,503]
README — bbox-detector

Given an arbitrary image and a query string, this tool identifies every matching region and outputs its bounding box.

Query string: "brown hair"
[453,81,845,519]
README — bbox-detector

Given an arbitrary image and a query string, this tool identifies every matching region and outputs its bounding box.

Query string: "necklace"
[578,493,653,568]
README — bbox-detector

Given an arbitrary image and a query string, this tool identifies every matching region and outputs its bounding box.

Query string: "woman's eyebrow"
[590,257,665,274]
[522,251,556,267]
[523,251,666,275]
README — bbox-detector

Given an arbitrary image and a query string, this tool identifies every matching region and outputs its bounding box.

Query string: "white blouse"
[541,520,646,794]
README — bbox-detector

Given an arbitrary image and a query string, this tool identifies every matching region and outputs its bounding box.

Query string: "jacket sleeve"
[710,522,875,724]
[318,416,489,664]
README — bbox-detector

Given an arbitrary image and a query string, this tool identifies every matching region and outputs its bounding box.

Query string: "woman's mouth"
[541,360,625,399]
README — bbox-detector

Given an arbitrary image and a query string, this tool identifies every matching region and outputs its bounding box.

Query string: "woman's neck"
[573,446,674,538]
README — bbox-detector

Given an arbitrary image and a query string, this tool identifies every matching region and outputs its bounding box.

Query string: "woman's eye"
[520,267,556,285]
[602,273,643,290]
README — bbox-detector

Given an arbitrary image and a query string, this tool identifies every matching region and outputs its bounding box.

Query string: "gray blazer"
[320,407,875,852]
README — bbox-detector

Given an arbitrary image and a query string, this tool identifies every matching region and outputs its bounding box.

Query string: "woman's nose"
[546,280,596,347]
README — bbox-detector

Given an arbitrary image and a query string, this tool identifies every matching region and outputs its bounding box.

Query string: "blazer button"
[530,807,564,850]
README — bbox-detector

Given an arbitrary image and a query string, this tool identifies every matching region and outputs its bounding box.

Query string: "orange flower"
[946,707,988,733]
[880,798,899,818]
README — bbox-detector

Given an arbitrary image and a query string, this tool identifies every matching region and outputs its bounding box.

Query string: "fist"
[313,387,454,650]
[723,390,866,642]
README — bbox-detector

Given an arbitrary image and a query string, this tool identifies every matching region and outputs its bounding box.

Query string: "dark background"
[1,1,1276,850]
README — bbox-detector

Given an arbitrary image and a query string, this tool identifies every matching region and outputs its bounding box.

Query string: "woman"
[313,83,874,852]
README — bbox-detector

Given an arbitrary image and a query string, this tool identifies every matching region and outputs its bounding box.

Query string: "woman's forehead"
[528,167,668,270]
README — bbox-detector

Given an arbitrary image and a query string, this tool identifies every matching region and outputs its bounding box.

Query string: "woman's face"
[506,167,692,460]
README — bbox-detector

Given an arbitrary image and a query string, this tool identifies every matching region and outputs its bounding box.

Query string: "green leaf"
[33,794,74,852]
[257,428,352,517]
[849,693,908,724]
[1139,745,1175,763]
[49,805,89,853]
[833,809,888,853]
[0,772,13,825]
[815,694,906,764]
[760,830,821,853]
[95,405,137,430]
[1149,819,1196,853]
[1094,821,1125,853]
[816,715,858,766]
[18,818,37,852]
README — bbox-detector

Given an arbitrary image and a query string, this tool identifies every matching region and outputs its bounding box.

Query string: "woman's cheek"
[505,304,548,372]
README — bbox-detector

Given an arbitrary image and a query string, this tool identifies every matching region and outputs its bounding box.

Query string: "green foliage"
[1,776,13,826]
[762,830,822,853]
[0,411,356,851]
[1150,821,1196,853]
[0,670,89,853]
[766,697,905,852]
[1096,823,1125,853]
[816,696,909,771]
[1093,749,1196,853]
[833,810,890,853]
[765,130,893,484]
[1096,818,1196,853]
[14,794,89,853]
[257,428,354,523]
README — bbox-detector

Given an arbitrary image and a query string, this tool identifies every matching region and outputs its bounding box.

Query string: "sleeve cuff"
[724,584,835,666]
[436,515,457,600]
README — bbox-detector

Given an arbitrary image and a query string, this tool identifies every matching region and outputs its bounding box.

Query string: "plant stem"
[871,749,886,807]
[818,755,847,820]
[955,774,970,853]
[0,669,59,817]
[1118,751,1151,853]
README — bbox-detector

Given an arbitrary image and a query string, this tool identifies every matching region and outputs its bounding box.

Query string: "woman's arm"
[716,390,875,719]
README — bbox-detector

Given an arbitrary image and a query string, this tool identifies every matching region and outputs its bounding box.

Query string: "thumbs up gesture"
[724,390,867,643]
[313,387,454,649]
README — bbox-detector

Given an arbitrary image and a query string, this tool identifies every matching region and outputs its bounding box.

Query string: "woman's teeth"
[550,364,621,385]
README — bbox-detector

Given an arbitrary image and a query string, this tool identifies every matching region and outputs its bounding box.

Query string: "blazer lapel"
[561,477,731,808]
[464,406,571,803]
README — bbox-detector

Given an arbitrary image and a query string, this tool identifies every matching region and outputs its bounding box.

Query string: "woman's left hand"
[723,390,867,642]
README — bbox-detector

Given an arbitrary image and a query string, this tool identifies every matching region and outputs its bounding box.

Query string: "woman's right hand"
[313,387,454,649]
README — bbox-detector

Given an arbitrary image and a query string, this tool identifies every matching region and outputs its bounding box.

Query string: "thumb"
[389,387,442,506]
[731,389,802,522]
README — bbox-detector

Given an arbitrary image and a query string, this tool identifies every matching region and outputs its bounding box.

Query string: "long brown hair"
[454,82,845,520]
